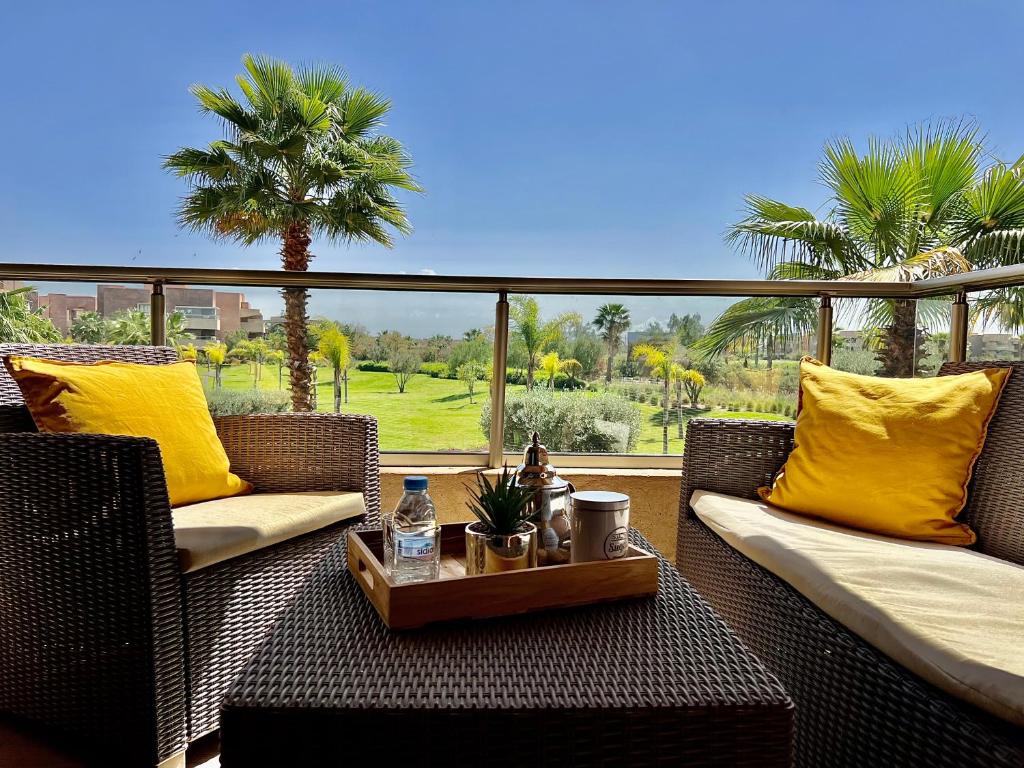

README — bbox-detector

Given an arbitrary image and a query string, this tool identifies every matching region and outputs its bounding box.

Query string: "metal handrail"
[3,260,1024,297]
[5,260,1023,467]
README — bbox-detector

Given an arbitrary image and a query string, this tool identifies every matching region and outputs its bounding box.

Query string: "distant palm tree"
[0,287,60,343]
[632,343,673,454]
[540,350,562,389]
[165,54,419,411]
[509,297,580,389]
[318,327,351,411]
[592,303,631,383]
[206,343,227,388]
[107,309,192,347]
[707,121,1024,375]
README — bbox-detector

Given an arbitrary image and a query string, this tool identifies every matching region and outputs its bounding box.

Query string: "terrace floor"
[0,720,221,767]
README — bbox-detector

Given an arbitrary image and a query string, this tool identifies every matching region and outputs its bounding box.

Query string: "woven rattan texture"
[0,433,187,765]
[938,361,1024,564]
[677,417,1024,767]
[220,530,794,768]
[0,343,381,764]
[215,413,382,525]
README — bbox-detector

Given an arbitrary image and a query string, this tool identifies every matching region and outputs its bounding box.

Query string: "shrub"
[480,390,642,453]
[206,389,290,416]
[356,360,390,373]
[420,362,451,378]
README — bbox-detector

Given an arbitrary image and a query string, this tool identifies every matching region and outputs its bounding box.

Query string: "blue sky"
[3,0,1023,333]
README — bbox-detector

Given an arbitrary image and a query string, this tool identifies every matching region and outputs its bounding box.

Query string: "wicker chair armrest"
[0,432,187,763]
[214,413,381,523]
[680,418,795,521]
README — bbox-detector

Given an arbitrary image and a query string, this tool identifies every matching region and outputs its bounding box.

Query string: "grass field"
[202,363,787,454]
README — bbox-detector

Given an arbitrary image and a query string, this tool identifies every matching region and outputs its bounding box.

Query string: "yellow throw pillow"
[4,356,251,507]
[758,357,1010,545]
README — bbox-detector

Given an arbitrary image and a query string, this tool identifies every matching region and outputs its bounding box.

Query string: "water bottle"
[390,476,440,583]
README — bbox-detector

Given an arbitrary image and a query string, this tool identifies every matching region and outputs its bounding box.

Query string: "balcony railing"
[4,261,1024,468]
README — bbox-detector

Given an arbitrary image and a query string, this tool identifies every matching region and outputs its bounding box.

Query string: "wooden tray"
[347,522,659,629]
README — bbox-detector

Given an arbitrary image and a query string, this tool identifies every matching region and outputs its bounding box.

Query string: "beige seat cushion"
[173,491,366,573]
[691,489,1024,726]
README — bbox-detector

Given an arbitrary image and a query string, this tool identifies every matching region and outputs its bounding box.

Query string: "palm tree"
[165,54,419,411]
[0,287,61,343]
[592,303,631,383]
[710,121,1024,376]
[509,296,580,389]
[632,343,673,454]
[540,350,562,389]
[318,327,350,412]
[206,343,227,388]
[691,297,818,368]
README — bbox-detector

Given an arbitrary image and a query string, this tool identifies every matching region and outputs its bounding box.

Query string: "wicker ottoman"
[220,530,793,767]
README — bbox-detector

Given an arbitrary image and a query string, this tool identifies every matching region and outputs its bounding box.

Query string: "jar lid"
[570,491,629,511]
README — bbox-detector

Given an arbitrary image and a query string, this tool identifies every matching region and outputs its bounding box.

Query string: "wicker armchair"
[0,344,381,768]
[677,361,1024,768]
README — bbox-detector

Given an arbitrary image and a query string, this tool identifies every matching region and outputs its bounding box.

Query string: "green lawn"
[202,363,788,454]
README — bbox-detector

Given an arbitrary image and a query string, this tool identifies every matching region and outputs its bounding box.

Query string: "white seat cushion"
[691,489,1024,726]
[173,491,366,573]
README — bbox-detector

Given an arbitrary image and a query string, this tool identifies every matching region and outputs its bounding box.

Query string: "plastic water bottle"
[390,476,440,583]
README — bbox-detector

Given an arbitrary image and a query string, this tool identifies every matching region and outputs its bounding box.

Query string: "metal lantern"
[515,432,574,566]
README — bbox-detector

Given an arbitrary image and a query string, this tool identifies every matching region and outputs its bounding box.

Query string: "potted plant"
[465,465,538,574]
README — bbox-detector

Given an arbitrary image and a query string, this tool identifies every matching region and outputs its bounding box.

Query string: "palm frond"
[692,297,817,360]
[839,245,970,282]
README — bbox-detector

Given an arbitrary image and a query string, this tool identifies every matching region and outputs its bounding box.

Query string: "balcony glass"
[499,293,804,457]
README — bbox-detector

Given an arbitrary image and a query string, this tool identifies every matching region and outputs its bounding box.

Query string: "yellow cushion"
[758,357,1010,545]
[3,356,251,507]
[172,491,366,572]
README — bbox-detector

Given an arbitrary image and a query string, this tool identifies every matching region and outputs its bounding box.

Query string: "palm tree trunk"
[343,369,349,403]
[606,346,614,384]
[876,299,919,378]
[281,222,313,411]
[333,368,341,413]
[676,382,684,439]
[526,355,536,390]
[662,377,670,454]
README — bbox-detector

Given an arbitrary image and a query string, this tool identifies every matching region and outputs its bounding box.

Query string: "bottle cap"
[403,475,428,491]
[570,490,630,511]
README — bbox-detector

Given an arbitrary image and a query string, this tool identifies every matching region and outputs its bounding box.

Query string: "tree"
[510,296,580,389]
[692,297,818,369]
[540,350,562,389]
[104,309,191,347]
[719,120,1024,376]
[680,368,705,408]
[448,329,491,371]
[165,54,419,411]
[69,311,111,343]
[457,361,486,403]
[267,349,286,389]
[179,343,198,362]
[318,327,351,412]
[389,348,421,393]
[669,313,704,346]
[0,287,61,343]
[632,342,673,454]
[206,343,227,388]
[560,358,583,387]
[592,303,631,384]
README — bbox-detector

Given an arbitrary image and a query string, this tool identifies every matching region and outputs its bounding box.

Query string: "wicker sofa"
[0,344,381,767]
[677,360,1024,768]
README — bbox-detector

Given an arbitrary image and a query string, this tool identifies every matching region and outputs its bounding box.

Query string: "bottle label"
[397,536,436,560]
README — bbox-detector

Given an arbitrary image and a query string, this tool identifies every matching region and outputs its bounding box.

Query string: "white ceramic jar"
[569,491,630,563]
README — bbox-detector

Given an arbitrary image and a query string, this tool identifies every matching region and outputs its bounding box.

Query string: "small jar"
[569,491,630,563]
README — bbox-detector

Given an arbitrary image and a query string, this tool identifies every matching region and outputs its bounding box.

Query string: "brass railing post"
[488,291,509,468]
[150,282,166,347]
[815,295,833,365]
[949,291,968,363]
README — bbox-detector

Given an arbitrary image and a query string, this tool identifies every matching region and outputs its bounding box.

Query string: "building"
[0,280,23,292]
[32,293,98,333]
[968,333,1021,360]
[96,284,266,343]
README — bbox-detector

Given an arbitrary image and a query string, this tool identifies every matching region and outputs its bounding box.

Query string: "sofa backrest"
[939,361,1024,565]
[0,343,179,433]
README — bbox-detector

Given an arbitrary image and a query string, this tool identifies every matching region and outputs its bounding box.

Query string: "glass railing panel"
[965,290,1024,363]
[499,293,805,457]
[0,279,160,346]
[186,286,496,453]
[827,298,939,378]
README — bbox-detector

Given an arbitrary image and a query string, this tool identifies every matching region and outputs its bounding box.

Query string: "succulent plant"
[466,465,536,536]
